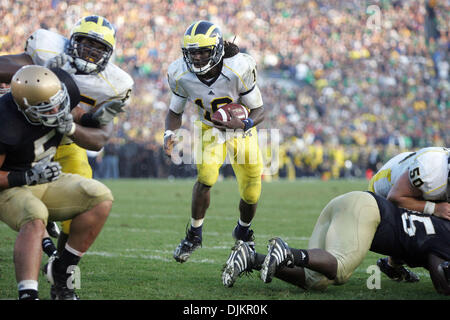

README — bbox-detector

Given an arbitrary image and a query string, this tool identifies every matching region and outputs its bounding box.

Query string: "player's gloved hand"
[57,112,76,136]
[163,130,176,158]
[45,53,77,74]
[92,100,126,125]
[25,156,62,185]
[211,110,245,131]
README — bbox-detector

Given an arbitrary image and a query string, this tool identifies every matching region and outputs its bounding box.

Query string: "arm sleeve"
[24,29,66,66]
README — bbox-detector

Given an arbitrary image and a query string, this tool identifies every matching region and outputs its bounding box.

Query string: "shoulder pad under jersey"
[409,147,449,200]
[167,58,189,98]
[101,62,134,102]
[25,29,67,66]
[223,52,258,95]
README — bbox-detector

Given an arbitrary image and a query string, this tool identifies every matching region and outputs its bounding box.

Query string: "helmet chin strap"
[193,61,215,75]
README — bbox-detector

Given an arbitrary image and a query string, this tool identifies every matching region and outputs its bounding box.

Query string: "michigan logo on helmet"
[11,65,70,127]
[182,21,224,75]
[68,15,116,74]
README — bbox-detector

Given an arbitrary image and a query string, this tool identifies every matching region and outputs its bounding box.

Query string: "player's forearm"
[165,109,182,131]
[0,54,33,83]
[248,106,265,127]
[70,123,113,151]
[387,194,432,214]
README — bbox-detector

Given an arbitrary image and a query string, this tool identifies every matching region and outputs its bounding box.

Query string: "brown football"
[211,103,249,122]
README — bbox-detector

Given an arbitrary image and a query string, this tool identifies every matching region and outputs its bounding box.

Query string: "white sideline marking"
[109,212,297,223]
[86,251,217,264]
[103,225,310,242]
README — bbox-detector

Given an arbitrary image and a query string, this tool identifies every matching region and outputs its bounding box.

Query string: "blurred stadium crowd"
[1,0,448,180]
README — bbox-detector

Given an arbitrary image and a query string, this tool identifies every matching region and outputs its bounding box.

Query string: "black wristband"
[80,113,101,128]
[7,171,27,187]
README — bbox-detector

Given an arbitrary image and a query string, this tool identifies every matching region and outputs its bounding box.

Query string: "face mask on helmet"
[0,83,10,94]
[22,84,70,127]
[11,65,70,127]
[68,15,116,74]
[182,21,224,75]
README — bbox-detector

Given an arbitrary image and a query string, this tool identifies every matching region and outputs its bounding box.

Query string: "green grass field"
[0,178,446,300]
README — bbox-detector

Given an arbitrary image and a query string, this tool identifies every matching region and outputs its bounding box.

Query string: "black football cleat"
[173,229,202,263]
[232,226,255,250]
[43,255,79,300]
[222,240,255,287]
[377,257,419,282]
[261,237,294,283]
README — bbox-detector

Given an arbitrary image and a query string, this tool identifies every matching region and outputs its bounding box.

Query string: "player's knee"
[334,259,353,285]
[20,218,46,236]
[240,182,261,205]
[79,179,114,207]
[18,198,49,231]
[304,269,331,291]
[197,170,219,187]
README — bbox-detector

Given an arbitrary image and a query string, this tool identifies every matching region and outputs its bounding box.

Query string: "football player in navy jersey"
[222,191,450,295]
[0,65,114,300]
[368,147,449,282]
[0,15,133,261]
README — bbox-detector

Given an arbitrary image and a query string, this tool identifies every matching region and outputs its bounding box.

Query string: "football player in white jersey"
[164,21,265,265]
[368,146,450,282]
[0,15,133,273]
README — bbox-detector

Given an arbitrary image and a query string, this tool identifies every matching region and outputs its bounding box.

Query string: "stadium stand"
[1,0,447,179]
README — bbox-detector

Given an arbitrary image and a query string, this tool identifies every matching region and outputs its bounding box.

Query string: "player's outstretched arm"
[0,53,33,83]
[69,120,114,151]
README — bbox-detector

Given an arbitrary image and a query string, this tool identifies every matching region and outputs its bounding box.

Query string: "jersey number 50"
[409,167,424,188]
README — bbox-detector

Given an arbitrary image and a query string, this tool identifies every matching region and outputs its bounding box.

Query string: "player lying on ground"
[222,191,450,295]
[368,147,449,282]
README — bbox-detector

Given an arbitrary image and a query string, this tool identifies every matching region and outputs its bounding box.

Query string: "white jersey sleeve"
[223,53,263,109]
[408,148,449,200]
[25,29,67,66]
[167,58,188,114]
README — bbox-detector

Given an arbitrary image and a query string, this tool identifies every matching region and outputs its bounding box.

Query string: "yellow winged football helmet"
[182,21,224,75]
[68,15,116,74]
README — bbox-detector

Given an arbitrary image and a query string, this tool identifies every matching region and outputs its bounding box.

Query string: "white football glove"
[92,100,126,125]
[25,156,62,185]
[45,53,77,74]
[56,112,76,136]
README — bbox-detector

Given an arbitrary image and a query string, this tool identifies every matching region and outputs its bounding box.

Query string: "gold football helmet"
[182,21,224,75]
[11,65,70,127]
[68,15,116,74]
